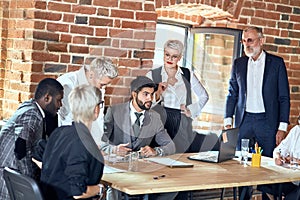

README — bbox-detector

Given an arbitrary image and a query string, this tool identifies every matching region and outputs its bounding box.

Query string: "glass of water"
[241,139,250,166]
[128,151,139,172]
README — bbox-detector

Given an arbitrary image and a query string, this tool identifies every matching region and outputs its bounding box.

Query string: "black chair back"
[3,167,43,200]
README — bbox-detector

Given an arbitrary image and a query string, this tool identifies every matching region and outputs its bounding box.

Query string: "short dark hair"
[130,76,157,93]
[135,83,157,94]
[34,78,63,99]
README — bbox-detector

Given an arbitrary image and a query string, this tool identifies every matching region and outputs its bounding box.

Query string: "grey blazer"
[102,102,175,155]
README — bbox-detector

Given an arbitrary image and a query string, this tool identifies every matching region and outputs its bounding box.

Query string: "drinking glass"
[241,139,250,166]
[128,151,139,172]
[107,147,117,165]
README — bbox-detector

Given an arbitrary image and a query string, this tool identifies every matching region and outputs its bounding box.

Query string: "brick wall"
[155,0,300,129]
[0,0,299,129]
[0,0,158,118]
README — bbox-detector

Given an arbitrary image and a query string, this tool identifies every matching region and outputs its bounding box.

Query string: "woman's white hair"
[68,84,102,123]
[164,39,184,55]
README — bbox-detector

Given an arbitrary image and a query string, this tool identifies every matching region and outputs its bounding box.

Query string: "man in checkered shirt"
[0,78,64,199]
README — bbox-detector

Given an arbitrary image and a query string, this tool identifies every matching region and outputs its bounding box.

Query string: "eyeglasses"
[164,52,180,60]
[240,37,260,44]
[97,101,104,109]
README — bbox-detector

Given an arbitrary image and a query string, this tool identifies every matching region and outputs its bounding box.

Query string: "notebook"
[188,128,239,163]
[146,157,194,168]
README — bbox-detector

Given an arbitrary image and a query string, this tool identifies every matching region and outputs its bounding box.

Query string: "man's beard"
[136,96,152,110]
[245,46,260,58]
[44,99,57,117]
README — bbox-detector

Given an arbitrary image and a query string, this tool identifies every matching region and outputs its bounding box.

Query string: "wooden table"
[102,153,300,196]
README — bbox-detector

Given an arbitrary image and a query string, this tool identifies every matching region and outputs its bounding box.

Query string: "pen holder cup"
[251,153,261,167]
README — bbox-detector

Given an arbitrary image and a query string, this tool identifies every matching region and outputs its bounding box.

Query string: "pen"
[153,174,166,180]
[255,142,258,154]
[260,149,263,154]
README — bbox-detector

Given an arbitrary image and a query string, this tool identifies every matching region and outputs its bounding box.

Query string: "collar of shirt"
[77,66,89,85]
[249,50,266,63]
[161,66,184,81]
[129,101,145,125]
[35,101,45,118]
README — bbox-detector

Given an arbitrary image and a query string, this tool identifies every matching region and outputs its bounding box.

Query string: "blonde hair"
[164,40,184,55]
[69,85,102,123]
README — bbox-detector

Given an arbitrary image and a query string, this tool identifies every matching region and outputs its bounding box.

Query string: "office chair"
[3,167,43,200]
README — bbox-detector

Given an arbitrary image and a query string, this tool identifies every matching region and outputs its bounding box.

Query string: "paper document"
[146,157,193,168]
[104,166,126,174]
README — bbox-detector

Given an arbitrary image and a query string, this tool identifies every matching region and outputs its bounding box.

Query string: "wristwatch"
[97,184,104,196]
[154,147,164,156]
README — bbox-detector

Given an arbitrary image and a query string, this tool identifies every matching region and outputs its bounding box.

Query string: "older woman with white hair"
[40,85,105,200]
[146,39,209,153]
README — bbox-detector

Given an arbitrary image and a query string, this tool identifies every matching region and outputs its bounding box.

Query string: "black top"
[41,122,104,200]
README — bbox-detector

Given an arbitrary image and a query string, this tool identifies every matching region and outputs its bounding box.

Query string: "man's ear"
[131,91,137,99]
[44,94,52,104]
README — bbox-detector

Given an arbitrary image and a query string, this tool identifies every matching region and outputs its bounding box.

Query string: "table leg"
[220,188,225,200]
[233,187,237,200]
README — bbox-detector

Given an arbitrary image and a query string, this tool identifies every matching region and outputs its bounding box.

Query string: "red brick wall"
[156,0,300,128]
[0,0,158,118]
[0,0,299,129]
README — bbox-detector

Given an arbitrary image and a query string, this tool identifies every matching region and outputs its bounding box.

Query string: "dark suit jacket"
[225,51,290,130]
[102,102,175,155]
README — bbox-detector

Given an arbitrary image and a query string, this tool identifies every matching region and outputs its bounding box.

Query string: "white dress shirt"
[57,67,105,146]
[129,101,145,127]
[273,124,300,185]
[146,67,209,118]
[246,51,265,113]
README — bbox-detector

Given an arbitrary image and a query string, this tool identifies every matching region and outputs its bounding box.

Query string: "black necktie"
[133,112,143,137]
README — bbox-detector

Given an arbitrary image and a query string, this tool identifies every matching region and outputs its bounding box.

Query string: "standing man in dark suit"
[224,26,290,199]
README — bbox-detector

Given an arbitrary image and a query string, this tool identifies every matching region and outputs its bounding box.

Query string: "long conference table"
[102,153,300,198]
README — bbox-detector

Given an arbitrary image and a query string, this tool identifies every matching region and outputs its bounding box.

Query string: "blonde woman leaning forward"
[40,85,105,200]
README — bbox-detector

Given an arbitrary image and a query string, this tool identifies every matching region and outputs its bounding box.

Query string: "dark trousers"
[238,112,277,200]
[238,112,276,157]
[258,182,299,200]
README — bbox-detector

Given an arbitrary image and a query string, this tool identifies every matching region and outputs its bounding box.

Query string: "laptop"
[188,128,239,163]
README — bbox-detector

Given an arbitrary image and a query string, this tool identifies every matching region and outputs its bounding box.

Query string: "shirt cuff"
[278,122,288,132]
[224,117,232,128]
[187,104,199,118]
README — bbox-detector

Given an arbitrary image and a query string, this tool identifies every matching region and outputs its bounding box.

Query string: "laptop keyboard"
[192,151,219,162]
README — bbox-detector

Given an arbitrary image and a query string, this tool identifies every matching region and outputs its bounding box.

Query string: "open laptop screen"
[188,128,239,163]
